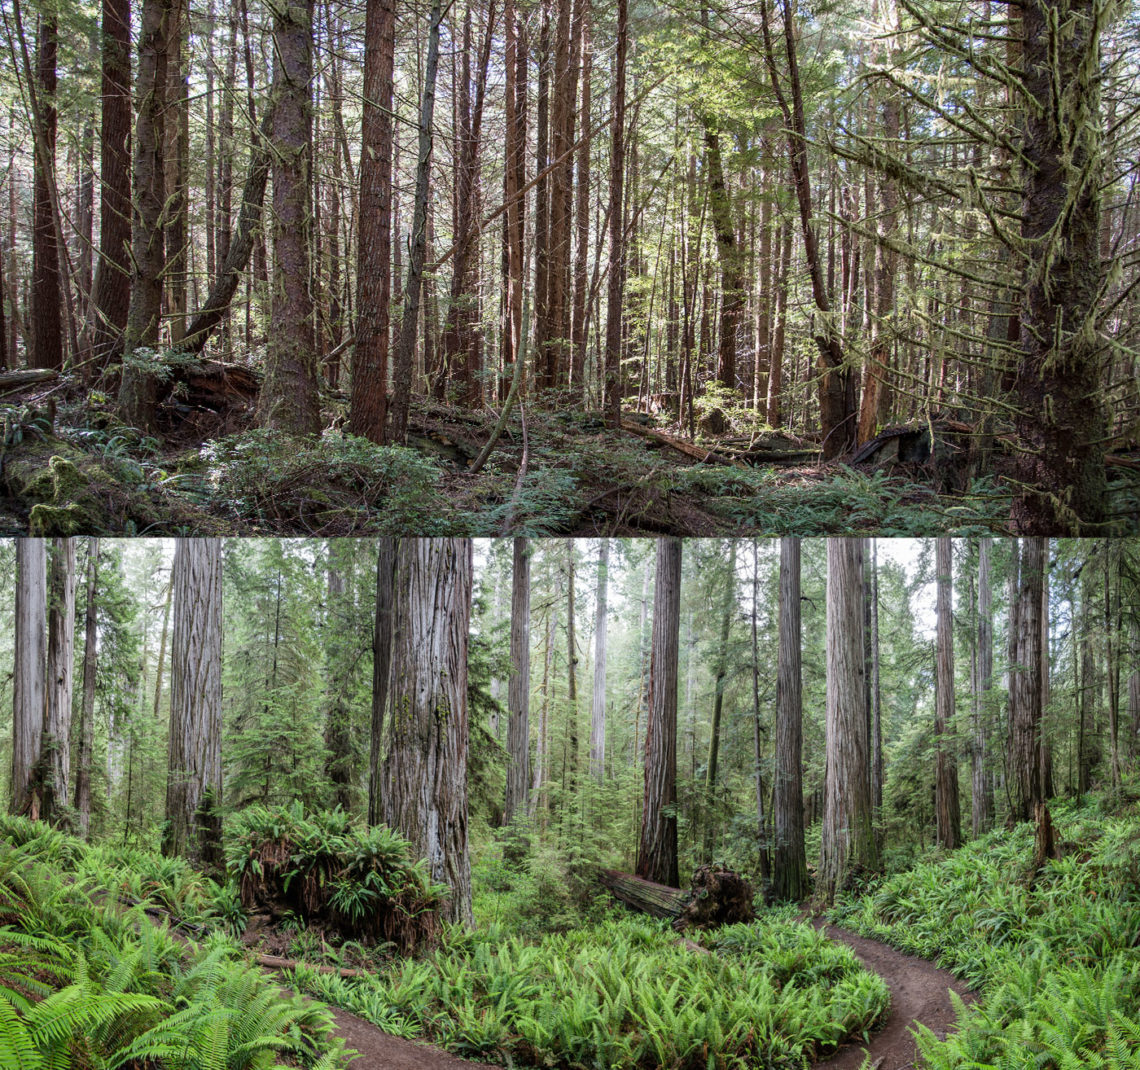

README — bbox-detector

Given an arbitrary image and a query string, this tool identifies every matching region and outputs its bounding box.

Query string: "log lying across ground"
[600,865,756,931]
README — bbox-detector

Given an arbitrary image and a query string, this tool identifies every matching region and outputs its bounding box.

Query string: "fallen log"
[620,420,746,468]
[0,368,58,395]
[257,954,367,979]
[599,869,688,919]
[600,865,755,931]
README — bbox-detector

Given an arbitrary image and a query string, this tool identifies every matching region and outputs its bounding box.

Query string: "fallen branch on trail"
[256,954,368,979]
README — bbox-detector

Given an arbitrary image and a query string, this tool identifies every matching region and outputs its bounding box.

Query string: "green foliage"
[226,803,448,952]
[291,911,889,1070]
[199,429,456,534]
[0,820,346,1069]
[829,795,1140,1067]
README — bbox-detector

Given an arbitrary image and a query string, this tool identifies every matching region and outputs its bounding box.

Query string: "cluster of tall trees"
[4,536,1139,916]
[1,0,1136,530]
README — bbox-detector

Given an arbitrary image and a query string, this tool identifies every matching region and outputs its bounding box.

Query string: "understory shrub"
[226,802,449,952]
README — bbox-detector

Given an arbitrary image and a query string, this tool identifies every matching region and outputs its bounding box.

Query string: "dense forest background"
[3,536,1137,881]
[1,0,1139,533]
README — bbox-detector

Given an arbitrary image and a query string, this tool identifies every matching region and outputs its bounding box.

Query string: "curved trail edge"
[316,924,976,1070]
[810,920,976,1070]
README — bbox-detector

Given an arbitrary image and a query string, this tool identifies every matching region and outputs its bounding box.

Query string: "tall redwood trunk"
[350,0,395,442]
[935,538,962,848]
[42,539,76,827]
[772,537,807,901]
[590,539,608,781]
[368,538,397,826]
[380,539,473,925]
[162,538,224,873]
[972,538,995,835]
[636,537,681,888]
[819,539,877,902]
[1009,537,1045,821]
[11,540,47,817]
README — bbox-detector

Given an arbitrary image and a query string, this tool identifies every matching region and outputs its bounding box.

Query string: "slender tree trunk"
[389,0,443,443]
[324,543,354,810]
[935,537,962,848]
[368,538,398,826]
[1009,537,1045,821]
[380,539,474,925]
[819,539,877,902]
[164,0,189,342]
[85,0,132,367]
[870,540,883,813]
[570,3,592,390]
[76,539,99,839]
[773,537,806,901]
[636,537,681,888]
[500,0,526,402]
[750,541,770,884]
[152,566,173,719]
[29,14,61,370]
[973,537,995,835]
[162,539,224,874]
[11,540,47,817]
[118,0,171,430]
[350,0,395,441]
[603,0,628,429]
[505,537,531,824]
[260,0,320,433]
[703,540,736,861]
[590,539,608,781]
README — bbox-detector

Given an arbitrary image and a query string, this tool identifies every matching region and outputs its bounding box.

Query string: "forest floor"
[809,921,975,1070]
[0,370,1057,535]
[307,921,973,1070]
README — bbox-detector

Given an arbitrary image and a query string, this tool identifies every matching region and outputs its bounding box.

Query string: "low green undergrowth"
[0,814,346,1069]
[290,910,890,1070]
[829,795,1140,1068]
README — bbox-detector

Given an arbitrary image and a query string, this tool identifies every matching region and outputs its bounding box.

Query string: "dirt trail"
[318,924,975,1070]
[811,921,976,1070]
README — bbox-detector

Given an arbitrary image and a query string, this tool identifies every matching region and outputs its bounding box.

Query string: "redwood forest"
[0,0,1138,534]
[2,536,1140,1067]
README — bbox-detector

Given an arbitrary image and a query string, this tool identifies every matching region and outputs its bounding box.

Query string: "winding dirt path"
[319,925,975,1070]
[811,922,976,1070]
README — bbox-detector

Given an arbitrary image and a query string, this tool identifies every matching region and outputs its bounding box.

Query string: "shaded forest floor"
[7,369,1131,535]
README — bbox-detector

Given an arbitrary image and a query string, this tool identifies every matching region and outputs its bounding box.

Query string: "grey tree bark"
[972,537,995,835]
[42,538,76,826]
[380,539,473,925]
[819,539,878,902]
[162,538,223,873]
[636,537,681,888]
[1008,537,1045,821]
[11,540,47,817]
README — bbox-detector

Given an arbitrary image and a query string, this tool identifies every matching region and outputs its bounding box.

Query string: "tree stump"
[1033,801,1059,871]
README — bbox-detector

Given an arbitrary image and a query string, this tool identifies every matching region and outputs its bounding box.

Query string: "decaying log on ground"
[257,954,367,979]
[849,420,975,492]
[620,420,746,468]
[0,369,58,395]
[600,865,755,931]
[162,359,261,411]
[599,869,689,918]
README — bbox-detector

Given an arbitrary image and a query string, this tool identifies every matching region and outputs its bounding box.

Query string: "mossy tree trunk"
[1009,0,1110,533]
